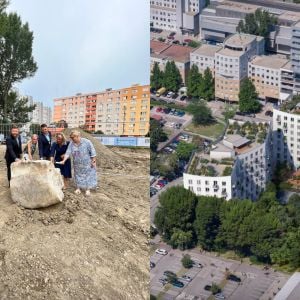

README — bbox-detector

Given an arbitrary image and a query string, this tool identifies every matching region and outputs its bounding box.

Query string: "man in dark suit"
[5,125,22,183]
[38,124,52,160]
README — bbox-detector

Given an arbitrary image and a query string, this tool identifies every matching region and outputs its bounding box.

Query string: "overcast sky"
[8,0,149,107]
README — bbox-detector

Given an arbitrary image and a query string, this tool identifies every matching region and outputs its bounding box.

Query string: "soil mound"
[63,128,126,171]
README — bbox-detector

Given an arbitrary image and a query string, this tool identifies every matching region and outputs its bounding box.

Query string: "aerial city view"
[150,0,300,299]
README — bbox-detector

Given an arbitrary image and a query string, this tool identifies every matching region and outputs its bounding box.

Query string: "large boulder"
[10,160,64,209]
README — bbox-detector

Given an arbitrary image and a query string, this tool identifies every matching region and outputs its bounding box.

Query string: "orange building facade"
[53,84,150,136]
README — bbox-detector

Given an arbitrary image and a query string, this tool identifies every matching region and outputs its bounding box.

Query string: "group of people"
[4,124,97,196]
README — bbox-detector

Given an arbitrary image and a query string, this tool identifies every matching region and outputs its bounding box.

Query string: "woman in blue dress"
[50,133,72,189]
[61,130,97,196]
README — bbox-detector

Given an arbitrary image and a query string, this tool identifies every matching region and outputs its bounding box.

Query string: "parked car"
[156,248,168,255]
[227,274,241,282]
[192,261,203,268]
[171,93,178,99]
[150,261,155,269]
[184,38,193,43]
[167,91,174,98]
[168,35,175,40]
[172,280,184,288]
[156,107,163,112]
[204,285,212,291]
[163,108,171,114]
[265,110,273,117]
[215,292,225,299]
[156,87,166,97]
[180,95,187,101]
[163,270,176,277]
[169,31,176,36]
[159,277,168,285]
[180,275,192,282]
[172,40,180,44]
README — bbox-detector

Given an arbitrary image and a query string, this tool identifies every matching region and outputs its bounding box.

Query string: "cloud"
[7,0,149,107]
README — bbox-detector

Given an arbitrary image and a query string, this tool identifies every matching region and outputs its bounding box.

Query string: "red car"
[184,38,193,43]
[168,35,175,40]
[156,107,162,112]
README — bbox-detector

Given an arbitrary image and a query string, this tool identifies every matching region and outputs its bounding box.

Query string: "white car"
[180,275,192,282]
[155,248,168,255]
[167,92,173,98]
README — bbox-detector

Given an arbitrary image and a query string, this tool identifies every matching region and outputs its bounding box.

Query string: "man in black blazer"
[38,124,52,160]
[5,125,22,183]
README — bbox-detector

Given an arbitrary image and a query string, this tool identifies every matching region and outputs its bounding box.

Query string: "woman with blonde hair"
[23,134,38,161]
[50,132,72,188]
[60,130,97,196]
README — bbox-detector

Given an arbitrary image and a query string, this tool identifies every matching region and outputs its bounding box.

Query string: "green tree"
[181,254,193,268]
[151,62,164,90]
[176,141,196,161]
[0,11,38,121]
[187,100,213,125]
[211,283,221,295]
[187,64,202,98]
[202,68,215,101]
[188,40,200,48]
[216,200,254,251]
[150,119,167,151]
[194,196,223,250]
[170,229,194,250]
[163,61,182,92]
[2,91,36,123]
[154,186,197,242]
[239,78,261,113]
[237,9,277,38]
[0,0,8,12]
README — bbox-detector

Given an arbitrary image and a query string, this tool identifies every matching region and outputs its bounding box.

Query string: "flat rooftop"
[217,1,259,14]
[150,40,171,54]
[274,272,300,300]
[250,55,289,70]
[189,153,233,177]
[224,134,250,148]
[191,44,222,57]
[151,41,194,63]
[278,11,300,23]
[211,142,233,153]
[225,33,257,48]
[217,47,244,57]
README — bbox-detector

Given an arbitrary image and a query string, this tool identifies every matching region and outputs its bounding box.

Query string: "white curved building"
[184,127,274,201]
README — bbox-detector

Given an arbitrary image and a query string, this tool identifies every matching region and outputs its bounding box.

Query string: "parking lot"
[150,244,289,300]
[151,106,192,130]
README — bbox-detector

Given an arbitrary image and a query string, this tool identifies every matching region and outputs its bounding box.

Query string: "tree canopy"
[163,61,182,92]
[237,9,277,38]
[239,78,261,113]
[154,185,300,269]
[187,100,213,125]
[150,62,164,90]
[0,6,38,122]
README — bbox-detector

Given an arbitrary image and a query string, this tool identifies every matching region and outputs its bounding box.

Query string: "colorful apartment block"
[53,84,150,136]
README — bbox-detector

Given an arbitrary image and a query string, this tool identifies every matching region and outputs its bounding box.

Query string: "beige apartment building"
[215,33,264,102]
[53,84,150,136]
[190,44,222,75]
[248,55,289,101]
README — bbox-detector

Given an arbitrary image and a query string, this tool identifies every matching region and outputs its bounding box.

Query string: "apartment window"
[188,179,192,184]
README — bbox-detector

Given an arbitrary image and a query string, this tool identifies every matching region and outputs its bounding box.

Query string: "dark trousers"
[6,161,12,182]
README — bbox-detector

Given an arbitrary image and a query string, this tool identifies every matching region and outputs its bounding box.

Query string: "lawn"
[185,121,225,139]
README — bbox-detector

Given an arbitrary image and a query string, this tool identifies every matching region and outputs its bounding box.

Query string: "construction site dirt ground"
[0,142,149,300]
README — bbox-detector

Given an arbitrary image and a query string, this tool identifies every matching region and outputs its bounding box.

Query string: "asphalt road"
[230,0,300,12]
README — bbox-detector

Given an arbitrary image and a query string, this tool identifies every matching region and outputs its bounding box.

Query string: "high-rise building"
[215,33,264,102]
[150,0,206,35]
[26,96,52,125]
[53,84,150,136]
[291,21,300,93]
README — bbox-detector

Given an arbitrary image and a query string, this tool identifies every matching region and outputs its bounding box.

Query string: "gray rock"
[10,160,64,209]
